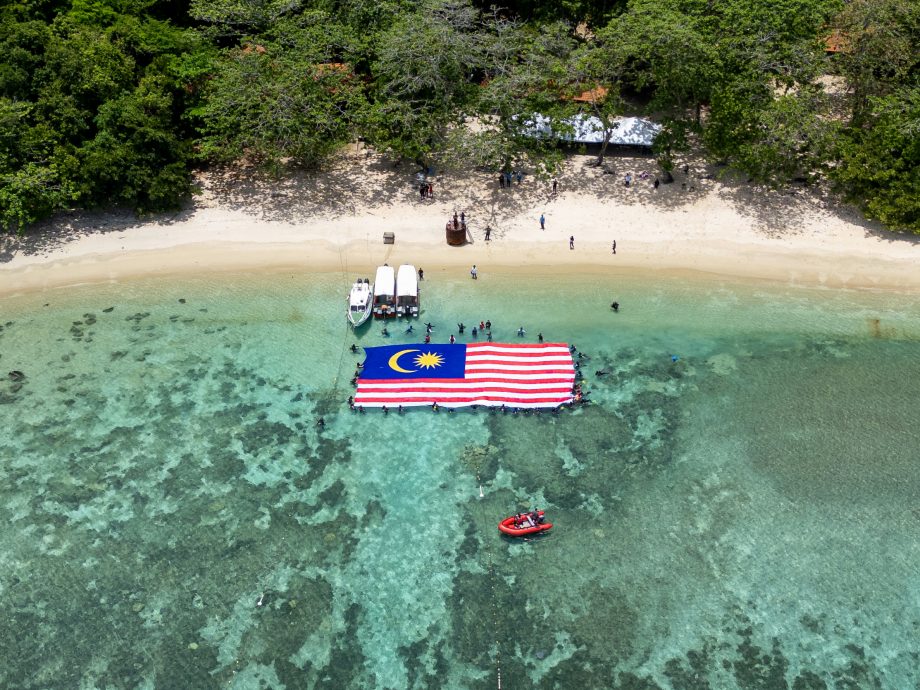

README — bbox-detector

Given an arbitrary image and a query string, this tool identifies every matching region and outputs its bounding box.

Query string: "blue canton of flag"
[359,344,467,380]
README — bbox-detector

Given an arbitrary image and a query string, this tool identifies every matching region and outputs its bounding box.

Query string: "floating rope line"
[327,246,354,408]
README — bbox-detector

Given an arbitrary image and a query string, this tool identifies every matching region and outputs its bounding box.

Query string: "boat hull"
[348,308,371,328]
[347,279,373,328]
[498,511,552,537]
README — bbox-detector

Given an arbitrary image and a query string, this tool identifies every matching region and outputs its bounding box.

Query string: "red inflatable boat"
[498,511,553,537]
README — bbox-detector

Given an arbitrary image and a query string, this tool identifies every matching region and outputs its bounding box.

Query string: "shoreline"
[2,153,919,297]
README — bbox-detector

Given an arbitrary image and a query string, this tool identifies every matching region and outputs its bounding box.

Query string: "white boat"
[347,278,373,327]
[396,264,420,318]
[372,265,396,318]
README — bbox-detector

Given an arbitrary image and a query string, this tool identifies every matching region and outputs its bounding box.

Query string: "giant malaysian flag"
[354,343,575,409]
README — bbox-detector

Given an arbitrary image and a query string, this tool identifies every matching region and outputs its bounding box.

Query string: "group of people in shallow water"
[511,511,546,529]
[342,342,594,414]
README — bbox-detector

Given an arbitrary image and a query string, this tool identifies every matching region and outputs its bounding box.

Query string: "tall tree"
[366,0,482,168]
[195,17,366,169]
[830,0,920,126]
[462,18,575,173]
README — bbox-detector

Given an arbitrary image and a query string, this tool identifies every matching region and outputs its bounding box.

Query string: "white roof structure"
[396,264,418,298]
[525,114,662,147]
[373,265,395,298]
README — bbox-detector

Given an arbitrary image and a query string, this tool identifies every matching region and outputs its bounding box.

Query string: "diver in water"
[457,323,465,334]
[350,344,358,353]
[406,323,414,334]
[611,301,620,312]
[383,406,389,415]
[316,417,325,428]
[382,326,390,337]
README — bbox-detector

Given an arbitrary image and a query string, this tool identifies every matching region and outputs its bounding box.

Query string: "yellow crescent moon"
[388,349,419,373]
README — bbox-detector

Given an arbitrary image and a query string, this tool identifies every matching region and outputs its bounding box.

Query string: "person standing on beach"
[427,182,433,199]
[418,268,424,280]
[499,173,505,189]
[612,240,616,255]
[471,265,478,280]
[516,171,523,185]
[540,213,545,230]
[485,226,491,241]
[569,235,574,250]
[552,178,558,195]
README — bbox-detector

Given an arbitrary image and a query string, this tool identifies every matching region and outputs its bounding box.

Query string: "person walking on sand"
[612,240,616,255]
[569,235,574,250]
[539,213,545,230]
[471,265,478,280]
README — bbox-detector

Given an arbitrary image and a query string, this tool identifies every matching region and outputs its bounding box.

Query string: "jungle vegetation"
[1,0,917,233]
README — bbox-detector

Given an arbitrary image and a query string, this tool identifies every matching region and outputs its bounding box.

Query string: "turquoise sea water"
[1,269,919,689]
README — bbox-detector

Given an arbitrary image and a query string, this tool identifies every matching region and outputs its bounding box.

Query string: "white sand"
[2,149,918,296]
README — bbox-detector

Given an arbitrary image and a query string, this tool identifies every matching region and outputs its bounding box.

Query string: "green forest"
[1,0,918,233]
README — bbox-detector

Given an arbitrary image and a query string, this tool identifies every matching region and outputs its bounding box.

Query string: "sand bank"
[2,151,918,296]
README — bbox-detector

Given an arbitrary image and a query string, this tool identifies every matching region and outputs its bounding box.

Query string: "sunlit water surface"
[1,270,919,688]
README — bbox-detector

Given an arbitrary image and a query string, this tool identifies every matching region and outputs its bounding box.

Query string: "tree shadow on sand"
[202,149,552,235]
[5,146,917,262]
[1,206,197,262]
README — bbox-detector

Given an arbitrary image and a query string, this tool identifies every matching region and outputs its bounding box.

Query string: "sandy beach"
[2,149,918,296]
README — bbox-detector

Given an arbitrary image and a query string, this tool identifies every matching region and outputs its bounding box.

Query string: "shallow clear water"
[1,270,919,688]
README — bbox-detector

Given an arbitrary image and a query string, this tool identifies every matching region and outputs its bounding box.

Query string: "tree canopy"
[1,0,918,233]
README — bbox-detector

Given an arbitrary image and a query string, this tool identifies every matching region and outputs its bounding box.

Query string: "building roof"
[524,114,663,147]
[572,86,610,103]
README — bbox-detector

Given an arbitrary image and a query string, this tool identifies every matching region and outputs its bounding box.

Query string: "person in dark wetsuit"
[457,323,465,334]
[350,344,358,353]
[611,301,619,312]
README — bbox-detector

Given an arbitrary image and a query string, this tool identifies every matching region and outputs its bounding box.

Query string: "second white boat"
[396,264,420,318]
